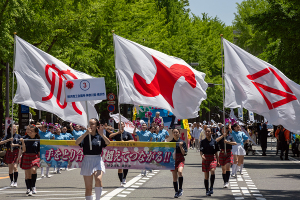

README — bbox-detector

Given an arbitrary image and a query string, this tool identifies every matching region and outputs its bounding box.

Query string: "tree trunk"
[0,68,3,138]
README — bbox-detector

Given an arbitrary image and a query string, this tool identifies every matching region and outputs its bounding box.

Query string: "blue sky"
[187,0,244,26]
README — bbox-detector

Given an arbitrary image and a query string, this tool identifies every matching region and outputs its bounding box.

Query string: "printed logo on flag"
[133,56,197,108]
[42,64,82,115]
[247,67,297,110]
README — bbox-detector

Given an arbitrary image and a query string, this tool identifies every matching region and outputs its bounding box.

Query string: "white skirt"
[80,155,105,176]
[232,143,246,156]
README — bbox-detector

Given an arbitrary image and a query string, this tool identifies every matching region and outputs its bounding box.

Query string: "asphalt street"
[0,137,299,200]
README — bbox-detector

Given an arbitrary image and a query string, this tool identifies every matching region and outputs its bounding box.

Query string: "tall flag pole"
[11,32,17,152]
[220,34,226,153]
[112,31,122,139]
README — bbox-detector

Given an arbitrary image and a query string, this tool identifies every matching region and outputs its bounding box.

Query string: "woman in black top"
[20,125,40,196]
[170,129,188,198]
[200,128,219,196]
[108,121,134,187]
[216,126,236,188]
[0,124,21,187]
[75,118,110,200]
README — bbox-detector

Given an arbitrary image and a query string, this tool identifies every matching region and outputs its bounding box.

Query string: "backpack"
[279,129,286,142]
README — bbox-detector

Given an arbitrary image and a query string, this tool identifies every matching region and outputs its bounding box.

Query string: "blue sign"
[108,104,115,112]
[21,105,29,113]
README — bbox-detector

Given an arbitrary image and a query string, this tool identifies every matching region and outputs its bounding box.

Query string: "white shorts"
[232,143,246,156]
[80,155,105,176]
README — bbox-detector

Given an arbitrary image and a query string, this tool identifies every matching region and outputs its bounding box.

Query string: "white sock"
[41,167,44,176]
[231,164,237,175]
[46,167,50,175]
[85,196,93,200]
[95,187,102,200]
[239,164,243,172]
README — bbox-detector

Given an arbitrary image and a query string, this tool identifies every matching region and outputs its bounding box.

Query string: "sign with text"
[40,140,176,170]
[64,78,106,102]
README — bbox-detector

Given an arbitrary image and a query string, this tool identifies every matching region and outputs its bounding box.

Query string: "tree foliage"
[0,0,234,122]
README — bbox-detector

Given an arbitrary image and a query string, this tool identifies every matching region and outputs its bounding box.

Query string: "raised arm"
[75,129,89,145]
[97,125,110,145]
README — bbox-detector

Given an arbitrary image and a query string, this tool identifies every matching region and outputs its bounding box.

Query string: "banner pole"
[112,31,122,140]
[85,101,92,150]
[11,32,17,152]
[220,34,226,154]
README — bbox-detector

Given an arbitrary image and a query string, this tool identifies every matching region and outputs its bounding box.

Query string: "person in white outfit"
[193,123,202,152]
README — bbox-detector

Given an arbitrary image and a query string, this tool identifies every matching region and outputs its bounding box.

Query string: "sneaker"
[10,181,14,187]
[26,189,30,194]
[209,187,214,194]
[224,182,229,188]
[122,179,126,185]
[120,182,124,187]
[41,174,45,178]
[223,183,227,188]
[57,170,61,174]
[27,191,33,196]
[239,171,243,175]
[13,182,18,187]
[32,187,37,194]
[231,174,236,178]
[206,191,211,196]
[177,189,183,197]
[46,174,51,178]
[174,192,179,198]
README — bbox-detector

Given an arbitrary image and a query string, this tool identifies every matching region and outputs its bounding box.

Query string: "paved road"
[0,137,299,200]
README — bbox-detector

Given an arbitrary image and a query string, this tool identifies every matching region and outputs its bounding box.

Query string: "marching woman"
[229,123,249,177]
[170,128,188,198]
[108,121,134,186]
[20,125,40,196]
[200,127,219,196]
[75,119,110,200]
[216,126,236,188]
[0,124,21,187]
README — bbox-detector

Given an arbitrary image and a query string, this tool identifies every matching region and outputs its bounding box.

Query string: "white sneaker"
[231,174,236,178]
[10,181,14,187]
[239,171,243,175]
[122,179,126,185]
[41,174,45,178]
[46,174,51,178]
[26,189,30,194]
[32,187,37,194]
[27,191,32,196]
[120,182,124,187]
[224,182,229,188]
[13,182,18,187]
[57,170,61,174]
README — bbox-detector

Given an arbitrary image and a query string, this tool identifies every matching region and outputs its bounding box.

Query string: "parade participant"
[260,122,268,156]
[153,111,164,124]
[36,122,53,178]
[193,122,202,152]
[75,118,110,200]
[61,126,74,140]
[70,123,84,140]
[108,121,134,186]
[190,123,196,149]
[152,126,161,142]
[158,123,169,142]
[133,123,152,176]
[216,126,236,188]
[275,125,290,160]
[200,127,219,196]
[1,124,21,187]
[229,123,249,177]
[170,128,187,198]
[53,125,66,174]
[20,125,40,196]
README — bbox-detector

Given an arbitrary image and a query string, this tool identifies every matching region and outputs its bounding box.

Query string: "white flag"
[13,36,100,128]
[109,113,136,133]
[248,111,254,122]
[223,38,300,133]
[230,108,235,119]
[113,34,208,119]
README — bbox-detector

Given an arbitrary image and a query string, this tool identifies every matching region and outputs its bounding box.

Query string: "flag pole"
[112,31,122,140]
[85,101,92,150]
[220,34,226,154]
[11,32,17,152]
